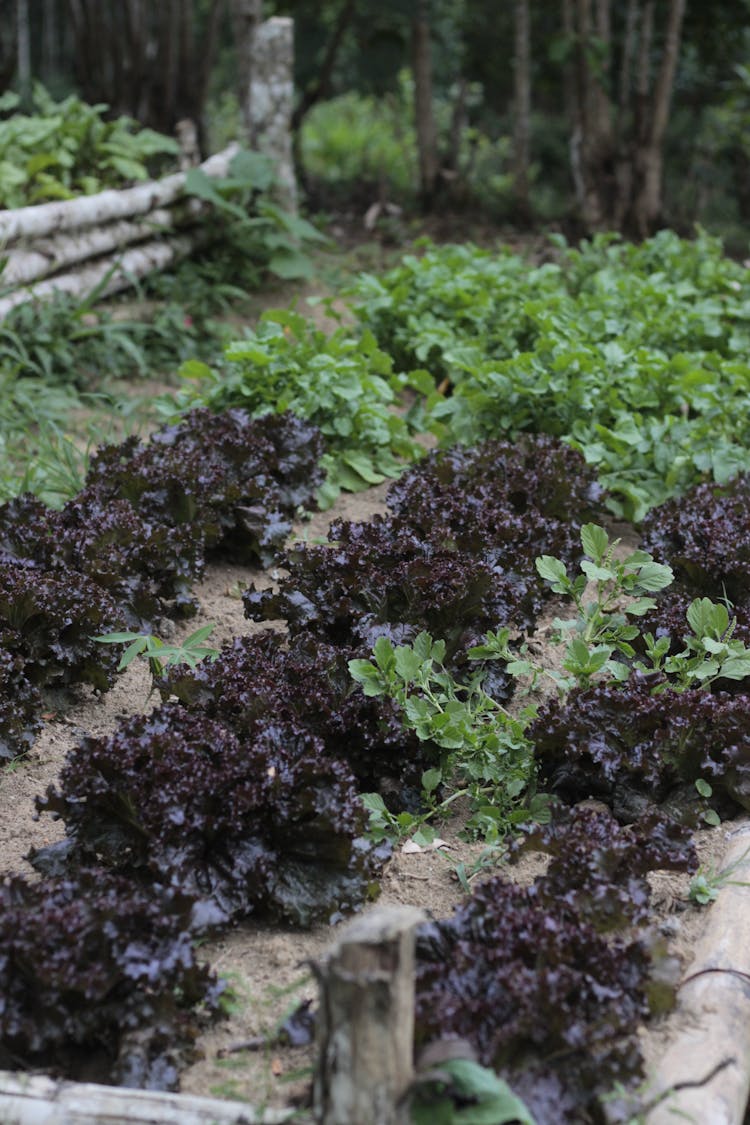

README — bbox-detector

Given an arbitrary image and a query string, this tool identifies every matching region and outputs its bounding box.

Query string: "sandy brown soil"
[0,481,741,1119]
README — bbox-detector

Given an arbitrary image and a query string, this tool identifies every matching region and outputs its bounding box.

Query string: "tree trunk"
[411,0,439,209]
[292,0,355,132]
[66,0,222,140]
[0,0,16,91]
[627,0,686,236]
[562,0,685,235]
[232,0,263,146]
[512,0,532,222]
[16,0,30,102]
[250,18,298,212]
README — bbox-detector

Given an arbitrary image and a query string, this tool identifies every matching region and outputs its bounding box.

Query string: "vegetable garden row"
[3,231,750,1122]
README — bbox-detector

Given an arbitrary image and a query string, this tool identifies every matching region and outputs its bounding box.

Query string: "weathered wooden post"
[313,905,426,1125]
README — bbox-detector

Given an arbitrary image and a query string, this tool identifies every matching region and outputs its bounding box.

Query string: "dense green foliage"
[163,309,428,506]
[0,85,178,207]
[356,231,750,519]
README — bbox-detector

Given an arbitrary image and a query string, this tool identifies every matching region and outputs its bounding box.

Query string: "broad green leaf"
[634,561,674,592]
[535,555,568,585]
[373,635,396,673]
[687,597,728,638]
[421,768,442,793]
[718,657,750,680]
[580,560,616,582]
[394,645,422,682]
[347,659,384,696]
[580,523,609,561]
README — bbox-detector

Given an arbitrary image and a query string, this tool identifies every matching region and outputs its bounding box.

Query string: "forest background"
[1,0,749,248]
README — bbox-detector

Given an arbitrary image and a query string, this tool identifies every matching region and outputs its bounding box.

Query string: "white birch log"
[0,144,238,247]
[0,1070,300,1125]
[0,229,213,320]
[1,201,205,287]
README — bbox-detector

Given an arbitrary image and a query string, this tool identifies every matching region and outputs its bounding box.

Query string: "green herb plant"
[468,524,674,697]
[688,844,750,906]
[351,526,750,848]
[93,624,219,686]
[349,632,538,844]
[356,232,750,520]
[410,1056,537,1125]
[162,309,429,507]
[0,84,179,208]
[637,598,750,691]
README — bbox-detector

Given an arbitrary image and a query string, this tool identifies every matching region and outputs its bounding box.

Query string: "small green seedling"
[688,844,750,906]
[469,523,673,697]
[93,623,219,681]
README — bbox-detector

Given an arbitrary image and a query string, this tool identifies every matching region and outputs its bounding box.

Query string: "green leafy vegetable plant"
[350,632,537,842]
[356,232,750,519]
[0,84,178,207]
[469,524,673,697]
[637,597,750,691]
[162,310,428,507]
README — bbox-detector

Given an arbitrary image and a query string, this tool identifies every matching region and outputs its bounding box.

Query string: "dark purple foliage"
[0,871,222,1089]
[84,408,324,567]
[415,878,657,1120]
[641,475,750,603]
[530,679,750,819]
[244,516,537,674]
[36,704,386,926]
[245,437,606,686]
[0,635,42,763]
[510,804,697,931]
[161,629,434,799]
[0,493,202,625]
[0,561,124,690]
[387,435,605,566]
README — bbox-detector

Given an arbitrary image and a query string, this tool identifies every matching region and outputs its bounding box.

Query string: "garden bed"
[1,476,748,1121]
[5,232,750,1121]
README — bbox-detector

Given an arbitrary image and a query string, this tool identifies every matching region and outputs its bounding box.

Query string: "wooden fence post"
[313,904,426,1125]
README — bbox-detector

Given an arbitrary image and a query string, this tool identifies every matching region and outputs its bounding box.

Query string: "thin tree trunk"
[0,0,17,90]
[292,0,355,131]
[232,0,263,146]
[629,0,686,235]
[512,0,532,222]
[16,0,30,102]
[411,0,439,209]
